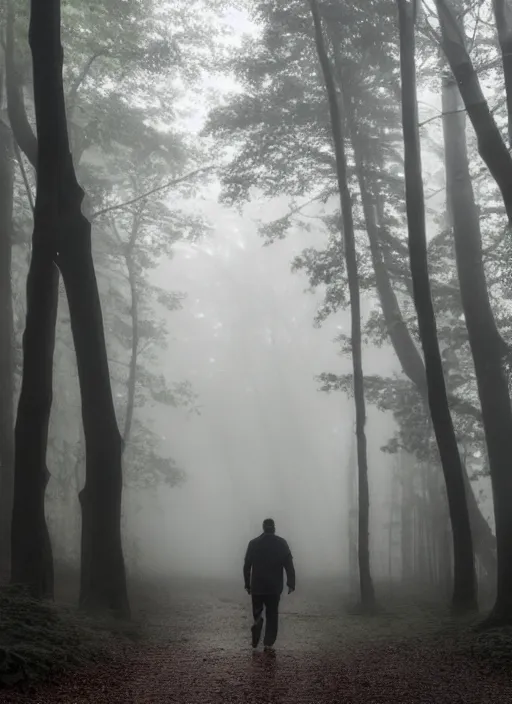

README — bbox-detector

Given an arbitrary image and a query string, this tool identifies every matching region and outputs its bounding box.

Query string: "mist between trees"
[0,0,512,631]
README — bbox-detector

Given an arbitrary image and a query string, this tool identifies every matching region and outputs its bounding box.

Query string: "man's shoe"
[263,645,276,656]
[251,617,264,648]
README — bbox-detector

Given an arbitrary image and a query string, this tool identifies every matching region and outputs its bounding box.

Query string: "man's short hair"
[263,518,275,533]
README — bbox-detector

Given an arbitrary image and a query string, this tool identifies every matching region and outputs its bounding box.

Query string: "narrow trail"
[2,579,511,703]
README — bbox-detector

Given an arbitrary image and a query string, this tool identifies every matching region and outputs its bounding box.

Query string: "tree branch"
[5,1,38,168]
[13,140,35,212]
[91,165,215,220]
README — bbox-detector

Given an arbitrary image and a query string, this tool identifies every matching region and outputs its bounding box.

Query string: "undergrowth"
[0,586,136,689]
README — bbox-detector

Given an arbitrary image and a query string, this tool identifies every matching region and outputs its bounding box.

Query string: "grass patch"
[0,586,137,689]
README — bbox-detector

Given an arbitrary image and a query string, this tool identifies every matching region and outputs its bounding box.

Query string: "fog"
[120,193,398,583]
[8,0,512,700]
[7,0,497,612]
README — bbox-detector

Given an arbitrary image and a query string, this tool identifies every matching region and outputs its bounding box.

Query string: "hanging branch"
[91,165,216,220]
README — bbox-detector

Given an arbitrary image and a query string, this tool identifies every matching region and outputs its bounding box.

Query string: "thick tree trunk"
[309,0,375,610]
[397,0,477,613]
[7,0,57,598]
[435,0,512,222]
[29,0,129,616]
[442,67,512,624]
[0,119,15,581]
[10,235,58,598]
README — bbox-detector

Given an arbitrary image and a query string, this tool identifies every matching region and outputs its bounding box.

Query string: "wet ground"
[2,577,512,703]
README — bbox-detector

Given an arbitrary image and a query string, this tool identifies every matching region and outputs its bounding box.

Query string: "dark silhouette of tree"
[441,6,512,626]
[14,0,130,616]
[396,0,477,614]
[7,0,57,598]
[309,0,375,611]
[0,94,15,582]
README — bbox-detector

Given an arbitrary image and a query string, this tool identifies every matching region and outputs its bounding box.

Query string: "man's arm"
[283,543,296,592]
[243,541,253,592]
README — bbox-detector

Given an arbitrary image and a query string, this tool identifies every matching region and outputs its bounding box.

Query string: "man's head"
[262,518,275,534]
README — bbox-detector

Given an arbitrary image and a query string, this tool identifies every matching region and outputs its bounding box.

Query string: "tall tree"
[0,97,15,581]
[441,10,512,625]
[29,0,128,615]
[8,0,58,597]
[309,0,375,610]
[396,0,477,613]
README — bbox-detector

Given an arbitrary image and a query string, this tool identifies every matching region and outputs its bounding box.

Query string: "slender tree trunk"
[5,4,38,169]
[309,0,375,610]
[29,0,129,616]
[347,425,358,594]
[397,0,477,613]
[0,119,15,581]
[400,453,414,584]
[116,214,142,448]
[123,258,138,447]
[442,61,512,624]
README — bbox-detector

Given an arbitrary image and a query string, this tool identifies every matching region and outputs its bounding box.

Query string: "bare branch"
[13,141,35,212]
[91,165,216,220]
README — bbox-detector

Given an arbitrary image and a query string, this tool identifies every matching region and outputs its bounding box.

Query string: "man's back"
[244,532,295,595]
[243,518,295,651]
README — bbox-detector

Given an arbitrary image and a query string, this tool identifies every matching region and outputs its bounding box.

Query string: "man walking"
[243,518,296,653]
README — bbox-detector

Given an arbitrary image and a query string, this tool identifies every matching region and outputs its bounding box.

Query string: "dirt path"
[2,579,511,703]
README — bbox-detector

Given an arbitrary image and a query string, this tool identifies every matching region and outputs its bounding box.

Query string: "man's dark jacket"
[243,533,296,595]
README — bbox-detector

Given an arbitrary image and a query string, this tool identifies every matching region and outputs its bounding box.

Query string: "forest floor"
[1,574,512,703]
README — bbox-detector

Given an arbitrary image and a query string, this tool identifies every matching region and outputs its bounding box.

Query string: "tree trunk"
[10,230,58,599]
[400,453,414,584]
[347,424,358,595]
[114,214,142,448]
[29,0,129,617]
[435,0,512,222]
[5,3,38,168]
[0,118,15,582]
[397,0,477,614]
[341,78,497,584]
[309,0,375,610]
[7,0,57,598]
[492,0,512,146]
[442,63,512,624]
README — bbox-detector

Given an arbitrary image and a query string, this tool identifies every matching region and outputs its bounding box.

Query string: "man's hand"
[288,587,295,595]
[245,586,251,595]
